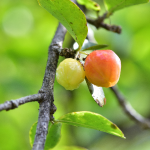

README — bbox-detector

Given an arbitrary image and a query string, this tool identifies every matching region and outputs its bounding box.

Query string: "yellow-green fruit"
[56,58,85,90]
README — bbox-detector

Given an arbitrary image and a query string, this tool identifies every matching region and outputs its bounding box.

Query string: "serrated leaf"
[85,77,106,107]
[77,0,100,11]
[104,0,149,13]
[29,121,62,149]
[57,111,125,138]
[37,0,88,48]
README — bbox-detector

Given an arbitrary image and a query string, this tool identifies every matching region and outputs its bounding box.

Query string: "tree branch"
[110,86,150,129]
[59,48,76,58]
[86,13,122,34]
[32,23,67,150]
[0,94,43,112]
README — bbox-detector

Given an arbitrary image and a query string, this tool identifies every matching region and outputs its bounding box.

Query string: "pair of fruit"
[56,50,121,90]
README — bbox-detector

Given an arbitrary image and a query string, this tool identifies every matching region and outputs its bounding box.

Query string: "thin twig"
[32,23,67,150]
[0,94,43,111]
[87,14,122,34]
[110,86,150,129]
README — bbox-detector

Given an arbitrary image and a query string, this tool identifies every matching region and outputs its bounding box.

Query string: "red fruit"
[84,50,121,88]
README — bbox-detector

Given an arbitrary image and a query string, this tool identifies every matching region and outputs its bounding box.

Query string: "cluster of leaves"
[30,111,125,150]
[29,0,149,149]
[38,0,149,49]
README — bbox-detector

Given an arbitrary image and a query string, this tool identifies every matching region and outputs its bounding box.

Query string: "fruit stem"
[79,51,88,55]
[74,46,82,59]
[75,51,80,60]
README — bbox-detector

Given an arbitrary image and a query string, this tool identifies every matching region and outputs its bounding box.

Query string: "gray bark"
[32,23,67,150]
[0,94,43,111]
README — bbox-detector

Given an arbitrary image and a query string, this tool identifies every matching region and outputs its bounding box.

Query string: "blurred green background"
[0,0,150,150]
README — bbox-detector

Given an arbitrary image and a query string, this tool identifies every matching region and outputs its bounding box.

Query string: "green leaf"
[37,0,88,48]
[61,146,88,150]
[104,0,149,13]
[82,44,108,51]
[45,122,62,149]
[77,0,100,11]
[29,121,62,149]
[29,122,37,147]
[81,40,107,51]
[73,40,107,51]
[57,111,125,138]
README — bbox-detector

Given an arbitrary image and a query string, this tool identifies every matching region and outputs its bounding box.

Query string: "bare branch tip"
[110,86,150,129]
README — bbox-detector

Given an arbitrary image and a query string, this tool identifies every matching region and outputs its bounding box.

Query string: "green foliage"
[60,146,88,150]
[82,44,108,51]
[57,111,125,138]
[37,0,88,48]
[81,40,107,51]
[45,122,62,149]
[77,0,100,11]
[104,0,149,13]
[1,0,150,150]
[30,111,124,149]
[29,122,62,149]
[29,122,37,147]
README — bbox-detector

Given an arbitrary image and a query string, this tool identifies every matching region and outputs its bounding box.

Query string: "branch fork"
[87,13,122,34]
